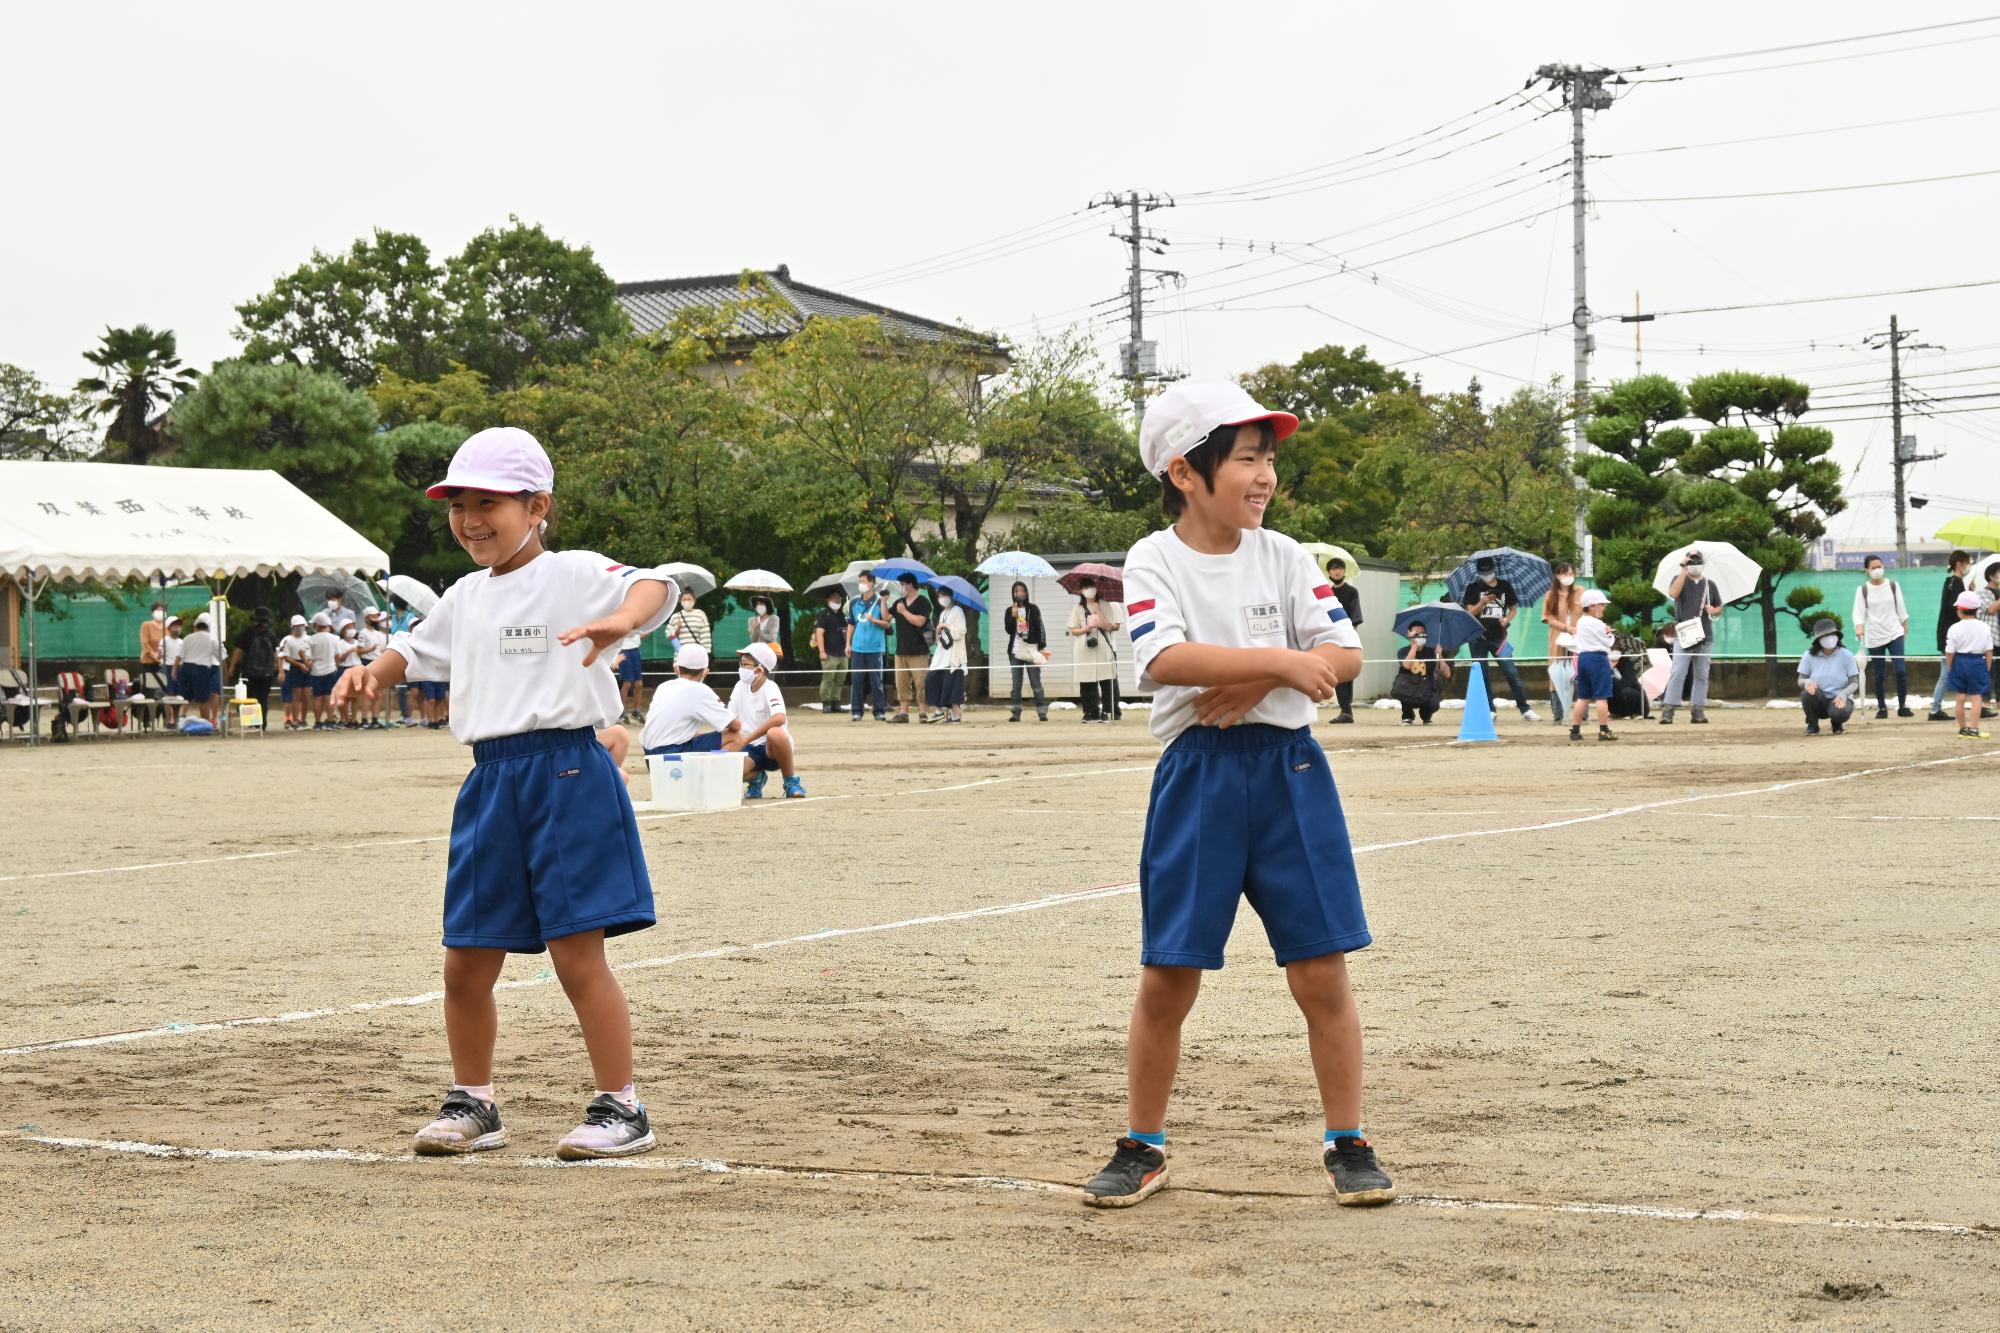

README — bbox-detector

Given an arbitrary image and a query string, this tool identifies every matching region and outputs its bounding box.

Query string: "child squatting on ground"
[1567,589,1621,744]
[331,426,680,1161]
[1078,378,1395,1210]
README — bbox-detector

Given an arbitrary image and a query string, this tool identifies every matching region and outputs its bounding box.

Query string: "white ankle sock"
[598,1084,637,1109]
[452,1083,494,1103]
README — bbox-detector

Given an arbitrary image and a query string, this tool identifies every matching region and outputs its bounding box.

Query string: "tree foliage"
[76,325,200,463]
[235,229,449,387]
[441,218,628,389]
[1,363,96,460]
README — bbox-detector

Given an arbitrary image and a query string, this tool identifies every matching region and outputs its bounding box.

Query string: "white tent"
[1,461,390,743]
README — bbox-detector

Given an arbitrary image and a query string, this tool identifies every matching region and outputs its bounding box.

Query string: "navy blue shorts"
[281,666,308,701]
[644,732,722,757]
[616,649,643,684]
[179,665,218,703]
[1139,724,1371,969]
[1947,656,1991,696]
[1574,650,1614,701]
[444,728,655,952]
[309,672,337,698]
[419,681,448,701]
[743,740,780,772]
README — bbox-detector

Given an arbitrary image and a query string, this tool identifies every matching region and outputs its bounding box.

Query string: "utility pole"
[1533,63,1619,577]
[1864,315,1944,565]
[1089,190,1176,432]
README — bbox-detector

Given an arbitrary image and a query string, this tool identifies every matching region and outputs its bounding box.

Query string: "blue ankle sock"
[1128,1128,1166,1149]
[1325,1127,1364,1145]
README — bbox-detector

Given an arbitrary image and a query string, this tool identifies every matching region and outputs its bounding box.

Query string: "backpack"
[243,630,279,677]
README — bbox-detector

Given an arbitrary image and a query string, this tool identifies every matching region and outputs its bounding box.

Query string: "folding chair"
[127,670,167,735]
[55,670,100,740]
[102,668,140,737]
[0,668,32,741]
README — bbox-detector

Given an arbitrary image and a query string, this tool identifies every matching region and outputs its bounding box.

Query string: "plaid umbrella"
[1056,562,1124,602]
[1445,547,1555,608]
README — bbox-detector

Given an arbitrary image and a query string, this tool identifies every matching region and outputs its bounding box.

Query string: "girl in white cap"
[281,615,313,730]
[1567,589,1620,743]
[332,426,682,1161]
[160,615,184,726]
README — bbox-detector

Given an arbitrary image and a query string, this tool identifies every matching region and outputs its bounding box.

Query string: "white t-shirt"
[1123,525,1362,744]
[1851,578,1908,650]
[931,604,968,670]
[180,629,220,667]
[640,676,734,750]
[388,550,678,745]
[618,631,642,654]
[1573,615,1617,654]
[162,636,184,670]
[729,675,787,738]
[282,632,313,671]
[306,631,339,676]
[1945,618,1993,656]
[357,627,387,662]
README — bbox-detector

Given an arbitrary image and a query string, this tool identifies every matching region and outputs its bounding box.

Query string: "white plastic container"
[643,751,741,812]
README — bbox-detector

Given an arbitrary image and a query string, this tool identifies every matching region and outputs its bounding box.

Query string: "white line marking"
[15,1135,1988,1238]
[1687,811,2000,822]
[6,749,1990,1059]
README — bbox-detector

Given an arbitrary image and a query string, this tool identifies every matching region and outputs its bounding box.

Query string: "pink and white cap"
[1580,588,1610,608]
[1139,377,1299,478]
[426,427,555,500]
[1956,590,1984,612]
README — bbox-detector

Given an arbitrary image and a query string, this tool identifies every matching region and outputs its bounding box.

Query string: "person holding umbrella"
[1797,618,1859,737]
[1459,555,1538,722]
[1659,546,1724,726]
[1003,580,1050,722]
[1065,567,1123,722]
[1392,621,1451,725]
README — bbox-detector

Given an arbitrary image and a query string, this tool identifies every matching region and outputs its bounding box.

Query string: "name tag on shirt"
[500,625,549,655]
[1244,601,1284,638]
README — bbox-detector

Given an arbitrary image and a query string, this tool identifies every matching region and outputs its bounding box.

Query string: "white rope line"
[5,747,1990,1060]
[13,1135,1989,1239]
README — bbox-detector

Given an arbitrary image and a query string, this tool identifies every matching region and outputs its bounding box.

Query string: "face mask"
[1410,636,1427,648]
[681,599,695,610]
[1557,574,1574,587]
[738,667,757,684]
[1868,567,1885,581]
[859,583,874,597]
[1819,635,1838,650]
[1481,573,1496,585]
[938,596,953,608]
[152,609,164,621]
[827,600,841,610]
[1082,588,1097,601]
[1687,562,1703,575]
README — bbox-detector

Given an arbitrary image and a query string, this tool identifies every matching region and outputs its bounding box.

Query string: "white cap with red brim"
[1138,377,1299,478]
[426,427,555,500]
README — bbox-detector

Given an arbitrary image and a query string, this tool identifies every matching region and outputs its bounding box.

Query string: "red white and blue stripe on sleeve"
[606,562,639,580]
[1127,598,1158,643]
[1311,583,1351,626]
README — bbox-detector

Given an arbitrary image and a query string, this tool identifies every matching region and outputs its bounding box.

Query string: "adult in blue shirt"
[846,572,891,722]
[1797,617,1860,737]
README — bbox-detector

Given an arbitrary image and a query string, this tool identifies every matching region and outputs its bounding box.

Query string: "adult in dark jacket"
[1002,582,1050,722]
[1928,549,1973,720]
[1325,557,1364,724]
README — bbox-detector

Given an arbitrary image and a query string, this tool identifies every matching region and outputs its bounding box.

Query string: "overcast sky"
[7,1,1996,547]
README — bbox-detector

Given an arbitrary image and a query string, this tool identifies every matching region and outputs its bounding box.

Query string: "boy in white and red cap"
[730,641,804,797]
[332,426,682,1161]
[1566,589,1620,743]
[1078,378,1392,1210]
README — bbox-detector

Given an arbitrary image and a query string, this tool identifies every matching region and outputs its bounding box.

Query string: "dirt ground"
[1,702,1995,1330]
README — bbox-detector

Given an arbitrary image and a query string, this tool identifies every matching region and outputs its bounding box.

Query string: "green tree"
[442,217,627,389]
[234,229,449,387]
[168,361,406,552]
[1006,504,1157,557]
[1239,344,1419,554]
[1579,373,1696,623]
[382,420,473,584]
[1379,381,1577,574]
[75,325,201,462]
[1,363,95,459]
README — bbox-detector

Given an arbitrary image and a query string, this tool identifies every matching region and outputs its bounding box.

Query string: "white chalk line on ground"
[6,748,1992,1060]
[14,1135,1990,1240]
[1688,811,2000,823]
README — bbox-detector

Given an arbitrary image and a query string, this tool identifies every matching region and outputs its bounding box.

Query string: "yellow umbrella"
[1298,541,1358,572]
[1935,516,2000,549]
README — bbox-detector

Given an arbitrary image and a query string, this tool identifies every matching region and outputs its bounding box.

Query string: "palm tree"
[76,325,201,463]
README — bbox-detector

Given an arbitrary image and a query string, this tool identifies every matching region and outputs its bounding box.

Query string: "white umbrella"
[1650,541,1761,605]
[803,559,876,598]
[377,573,439,615]
[660,562,717,597]
[723,568,793,594]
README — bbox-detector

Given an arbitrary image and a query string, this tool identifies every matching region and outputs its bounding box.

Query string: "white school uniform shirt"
[357,626,387,663]
[282,632,313,671]
[1572,616,1617,654]
[180,629,220,668]
[307,631,340,676]
[640,676,734,750]
[161,636,184,671]
[1122,525,1361,744]
[1945,618,1993,657]
[728,675,787,738]
[618,631,642,654]
[389,550,678,745]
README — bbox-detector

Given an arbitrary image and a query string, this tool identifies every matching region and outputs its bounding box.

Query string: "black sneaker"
[1329,712,1354,725]
[412,1088,506,1155]
[1324,1136,1396,1206]
[1598,725,1618,742]
[1897,706,1914,718]
[1928,709,1951,722]
[1568,725,1582,744]
[1876,706,1889,721]
[1081,1136,1169,1208]
[557,1092,656,1160]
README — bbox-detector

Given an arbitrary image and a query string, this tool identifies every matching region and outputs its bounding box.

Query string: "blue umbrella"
[923,574,987,615]
[1393,601,1487,655]
[976,550,1058,579]
[873,558,935,584]
[1444,547,1555,608]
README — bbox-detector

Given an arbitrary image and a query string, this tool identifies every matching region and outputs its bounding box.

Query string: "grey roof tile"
[615,265,1003,357]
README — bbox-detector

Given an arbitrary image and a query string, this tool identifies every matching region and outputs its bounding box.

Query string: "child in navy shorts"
[1077,378,1394,1210]
[1566,589,1620,744]
[332,426,680,1161]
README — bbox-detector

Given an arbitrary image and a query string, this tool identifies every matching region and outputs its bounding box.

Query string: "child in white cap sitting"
[731,642,805,798]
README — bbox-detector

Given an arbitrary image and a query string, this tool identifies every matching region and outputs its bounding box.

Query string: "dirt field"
[2,704,1995,1330]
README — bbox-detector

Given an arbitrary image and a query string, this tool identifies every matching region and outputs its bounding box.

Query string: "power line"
[1600,103,2000,158]
[832,210,1087,289]
[1599,165,2000,203]
[1624,277,2000,320]
[1616,15,2000,73]
[1627,29,2000,83]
